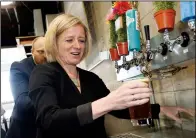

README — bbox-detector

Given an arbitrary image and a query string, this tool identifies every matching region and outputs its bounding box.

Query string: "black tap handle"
[181,32,190,47]
[144,25,150,40]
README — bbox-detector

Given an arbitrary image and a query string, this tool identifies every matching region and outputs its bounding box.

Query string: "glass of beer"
[129,78,152,126]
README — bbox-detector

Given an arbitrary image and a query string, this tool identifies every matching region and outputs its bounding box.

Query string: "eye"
[66,39,73,43]
[79,39,86,43]
[37,50,44,54]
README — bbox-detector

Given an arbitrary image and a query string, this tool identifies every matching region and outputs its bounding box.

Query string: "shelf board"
[16,44,32,47]
[23,44,32,47]
[15,36,37,39]
[26,53,32,56]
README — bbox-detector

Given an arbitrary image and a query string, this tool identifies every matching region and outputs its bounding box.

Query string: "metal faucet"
[188,19,195,41]
[115,51,143,74]
[163,29,190,52]
[144,25,168,62]
[114,61,121,73]
[115,58,137,73]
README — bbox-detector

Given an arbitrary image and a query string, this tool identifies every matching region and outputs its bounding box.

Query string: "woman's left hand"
[160,106,195,123]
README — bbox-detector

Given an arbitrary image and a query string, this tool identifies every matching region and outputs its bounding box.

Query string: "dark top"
[29,62,160,138]
[6,57,36,138]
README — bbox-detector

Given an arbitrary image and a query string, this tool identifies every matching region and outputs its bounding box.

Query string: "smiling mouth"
[71,52,80,56]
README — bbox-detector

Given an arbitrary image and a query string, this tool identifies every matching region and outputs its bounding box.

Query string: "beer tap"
[144,25,168,62]
[188,19,195,41]
[180,1,195,41]
[115,61,121,73]
[163,29,190,52]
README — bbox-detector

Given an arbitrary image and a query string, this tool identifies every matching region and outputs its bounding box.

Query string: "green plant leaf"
[153,1,176,12]
[109,20,117,48]
[116,14,127,42]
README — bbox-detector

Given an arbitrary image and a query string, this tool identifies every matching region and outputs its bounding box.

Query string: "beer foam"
[137,78,149,83]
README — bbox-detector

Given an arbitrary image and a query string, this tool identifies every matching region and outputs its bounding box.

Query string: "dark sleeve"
[151,104,160,119]
[29,65,93,135]
[95,76,160,119]
[9,62,33,114]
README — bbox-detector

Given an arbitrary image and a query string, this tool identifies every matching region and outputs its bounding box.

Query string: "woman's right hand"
[106,80,152,111]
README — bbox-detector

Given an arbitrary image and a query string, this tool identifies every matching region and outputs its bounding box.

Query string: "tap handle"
[181,32,190,47]
[160,43,168,56]
[147,51,153,62]
[144,25,150,40]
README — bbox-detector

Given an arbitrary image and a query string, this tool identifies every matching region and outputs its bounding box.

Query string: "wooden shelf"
[23,44,32,47]
[15,36,36,57]
[15,36,37,39]
[26,53,32,56]
[15,36,38,47]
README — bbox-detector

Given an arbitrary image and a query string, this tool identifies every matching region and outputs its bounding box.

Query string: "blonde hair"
[44,14,92,62]
[31,36,45,52]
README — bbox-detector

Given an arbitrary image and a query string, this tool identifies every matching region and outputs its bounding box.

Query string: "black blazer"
[29,62,160,138]
[6,57,36,138]
[29,62,131,138]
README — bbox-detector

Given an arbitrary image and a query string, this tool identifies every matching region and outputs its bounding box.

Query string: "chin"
[66,56,83,65]
[69,60,81,66]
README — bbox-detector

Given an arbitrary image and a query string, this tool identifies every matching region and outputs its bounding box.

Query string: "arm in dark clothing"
[9,63,33,114]
[29,65,93,134]
[29,64,160,135]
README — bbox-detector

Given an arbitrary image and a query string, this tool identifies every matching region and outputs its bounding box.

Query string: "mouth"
[71,52,80,56]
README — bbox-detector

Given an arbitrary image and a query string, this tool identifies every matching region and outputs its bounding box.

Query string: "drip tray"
[109,133,145,138]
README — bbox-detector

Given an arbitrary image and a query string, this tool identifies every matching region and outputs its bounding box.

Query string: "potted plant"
[113,2,132,56]
[153,1,176,33]
[116,14,129,56]
[106,8,120,61]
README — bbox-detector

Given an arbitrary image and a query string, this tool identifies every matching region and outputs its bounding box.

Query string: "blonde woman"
[29,14,153,138]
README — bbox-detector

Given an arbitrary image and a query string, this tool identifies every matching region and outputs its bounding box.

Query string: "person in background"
[6,37,46,138]
[28,14,159,138]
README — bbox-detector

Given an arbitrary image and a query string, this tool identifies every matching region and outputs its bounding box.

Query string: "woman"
[29,14,152,138]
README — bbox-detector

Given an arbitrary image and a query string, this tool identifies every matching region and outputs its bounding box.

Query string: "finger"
[160,109,183,124]
[124,80,149,89]
[166,114,183,124]
[170,116,182,124]
[178,108,195,116]
[128,98,149,107]
[131,93,152,101]
[187,109,196,116]
[127,87,152,95]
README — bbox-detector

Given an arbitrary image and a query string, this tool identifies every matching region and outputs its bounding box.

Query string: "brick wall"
[152,64,195,131]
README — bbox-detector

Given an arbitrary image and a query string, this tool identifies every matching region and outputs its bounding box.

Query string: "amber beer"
[129,78,151,121]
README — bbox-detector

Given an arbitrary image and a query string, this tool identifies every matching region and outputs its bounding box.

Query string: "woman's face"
[57,24,86,66]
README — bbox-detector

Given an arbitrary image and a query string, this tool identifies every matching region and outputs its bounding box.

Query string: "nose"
[74,40,81,49]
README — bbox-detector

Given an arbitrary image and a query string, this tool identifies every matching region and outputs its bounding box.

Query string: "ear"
[31,48,34,56]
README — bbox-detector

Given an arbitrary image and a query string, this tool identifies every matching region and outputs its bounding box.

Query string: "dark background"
[1,1,63,47]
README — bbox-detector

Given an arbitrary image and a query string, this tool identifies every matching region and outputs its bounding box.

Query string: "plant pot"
[109,48,120,61]
[154,9,176,33]
[117,42,129,56]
